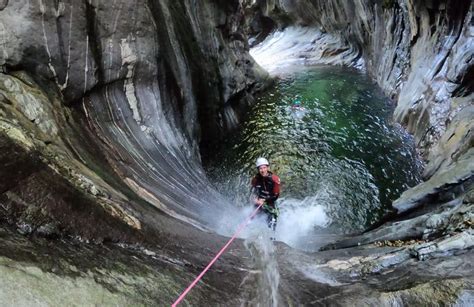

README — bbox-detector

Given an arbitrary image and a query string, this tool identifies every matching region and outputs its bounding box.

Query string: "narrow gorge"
[0,0,472,305]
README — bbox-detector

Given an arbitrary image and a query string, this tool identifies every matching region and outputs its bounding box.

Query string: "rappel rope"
[171,202,265,306]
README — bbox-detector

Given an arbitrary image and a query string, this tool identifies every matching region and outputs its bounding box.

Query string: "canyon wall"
[0,1,472,305]
[0,0,267,236]
[246,0,473,176]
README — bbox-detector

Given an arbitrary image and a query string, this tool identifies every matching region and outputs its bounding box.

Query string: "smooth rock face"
[0,0,266,148]
[0,0,268,229]
[0,1,269,303]
[249,26,364,74]
[0,0,473,305]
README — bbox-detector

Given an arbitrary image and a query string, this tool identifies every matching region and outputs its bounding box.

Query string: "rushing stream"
[205,66,423,250]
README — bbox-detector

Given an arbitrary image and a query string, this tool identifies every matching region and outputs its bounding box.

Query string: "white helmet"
[256,157,269,168]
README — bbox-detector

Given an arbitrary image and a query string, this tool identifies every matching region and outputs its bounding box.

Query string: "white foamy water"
[275,196,330,246]
[243,232,280,307]
[213,193,330,253]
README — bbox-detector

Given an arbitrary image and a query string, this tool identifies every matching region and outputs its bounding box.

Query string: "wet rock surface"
[0,224,257,306]
[275,240,473,306]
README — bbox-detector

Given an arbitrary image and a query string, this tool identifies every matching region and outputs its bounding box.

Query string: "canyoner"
[251,157,281,239]
[172,157,281,305]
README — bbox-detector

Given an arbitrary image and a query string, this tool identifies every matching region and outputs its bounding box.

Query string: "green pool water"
[205,66,422,232]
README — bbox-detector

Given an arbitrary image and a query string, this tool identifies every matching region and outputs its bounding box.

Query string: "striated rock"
[424,103,474,178]
[277,241,473,306]
[320,198,473,250]
[0,71,145,242]
[411,229,474,260]
[0,72,58,137]
[250,26,364,75]
[0,0,269,231]
[393,155,473,214]
[379,279,470,306]
[0,0,267,148]
[0,2,274,303]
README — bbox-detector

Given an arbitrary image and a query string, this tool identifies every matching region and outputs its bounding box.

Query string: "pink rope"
[171,203,264,306]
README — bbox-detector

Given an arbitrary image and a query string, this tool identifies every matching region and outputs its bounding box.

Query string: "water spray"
[172,202,265,306]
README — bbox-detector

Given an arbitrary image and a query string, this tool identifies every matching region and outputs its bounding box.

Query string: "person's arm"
[267,175,280,202]
[249,177,260,204]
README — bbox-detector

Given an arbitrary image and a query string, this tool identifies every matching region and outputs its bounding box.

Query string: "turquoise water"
[205,66,422,233]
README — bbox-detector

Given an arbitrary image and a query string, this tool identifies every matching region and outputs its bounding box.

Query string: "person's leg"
[270,213,277,231]
[265,214,275,241]
[266,211,277,236]
[263,203,278,236]
[266,214,275,229]
[270,205,279,230]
